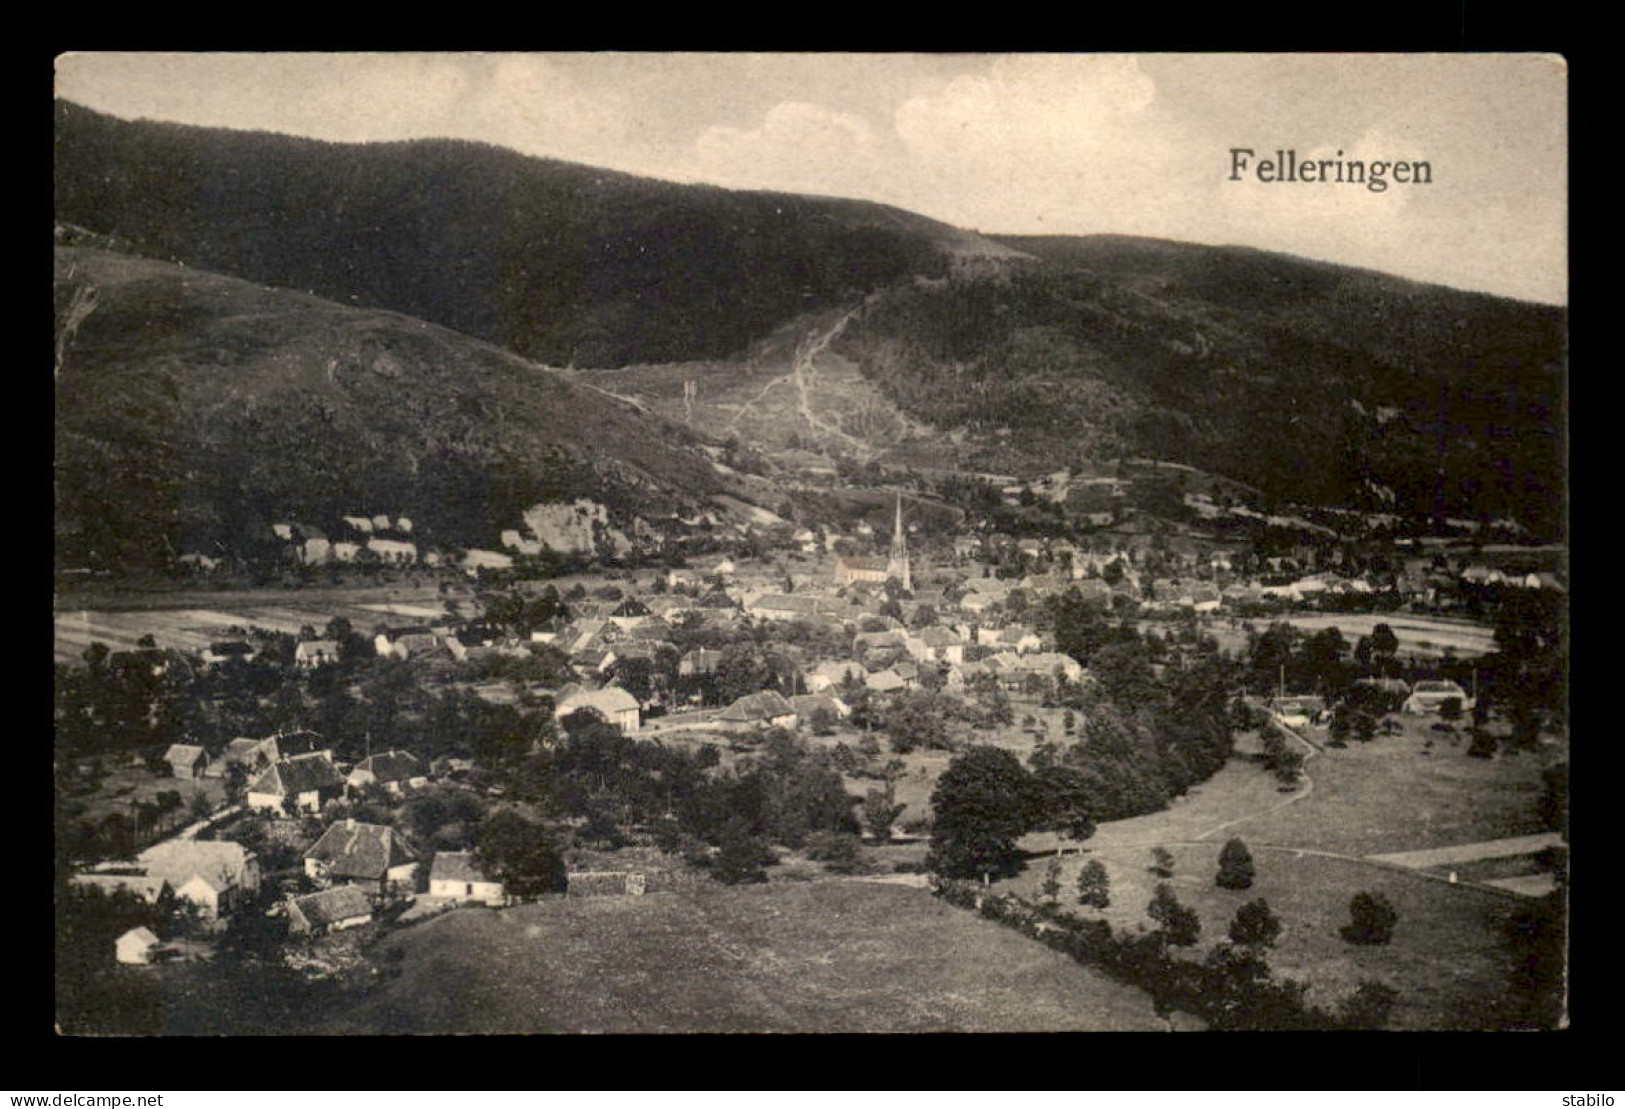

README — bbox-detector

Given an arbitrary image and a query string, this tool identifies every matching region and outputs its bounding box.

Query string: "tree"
[925,746,1035,883]
[807,706,838,736]
[1467,728,1498,760]
[1228,898,1282,948]
[1041,857,1063,904]
[1076,858,1111,909]
[711,819,775,885]
[1216,838,1256,890]
[1351,709,1378,743]
[1341,891,1399,945]
[1149,846,1175,879]
[1147,882,1201,947]
[804,830,864,875]
[477,810,567,899]
[862,784,906,844]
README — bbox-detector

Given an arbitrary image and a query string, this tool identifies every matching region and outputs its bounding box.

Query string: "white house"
[294,640,340,668]
[554,687,641,733]
[115,926,161,966]
[428,851,506,905]
[366,537,418,564]
[135,839,261,919]
[246,751,345,814]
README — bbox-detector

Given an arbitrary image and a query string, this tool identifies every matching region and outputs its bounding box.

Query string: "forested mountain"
[53,245,724,571]
[55,101,1566,552]
[836,237,1564,532]
[54,100,1021,368]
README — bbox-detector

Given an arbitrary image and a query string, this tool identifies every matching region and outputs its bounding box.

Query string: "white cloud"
[690,101,883,195]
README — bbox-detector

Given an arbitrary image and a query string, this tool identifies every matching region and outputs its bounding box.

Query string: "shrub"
[1076,858,1110,909]
[1341,891,1399,945]
[1216,838,1255,890]
[1149,846,1175,878]
[804,830,865,875]
[1338,979,1400,1029]
[1227,898,1282,948]
[1147,882,1201,947]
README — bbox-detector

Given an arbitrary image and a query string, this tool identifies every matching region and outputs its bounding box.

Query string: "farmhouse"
[246,751,345,814]
[347,750,427,795]
[294,640,340,668]
[788,693,850,722]
[115,926,161,966]
[285,885,374,936]
[163,743,209,779]
[428,851,505,905]
[136,838,260,918]
[717,690,798,732]
[554,686,641,733]
[304,819,419,898]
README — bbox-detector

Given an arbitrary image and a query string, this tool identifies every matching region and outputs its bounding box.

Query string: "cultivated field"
[321,881,1182,1033]
[1200,612,1498,660]
[53,584,462,662]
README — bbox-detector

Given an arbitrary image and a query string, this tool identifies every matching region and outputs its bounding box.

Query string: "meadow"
[322,881,1180,1033]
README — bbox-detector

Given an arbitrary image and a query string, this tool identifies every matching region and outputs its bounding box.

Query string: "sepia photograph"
[52,51,1567,1035]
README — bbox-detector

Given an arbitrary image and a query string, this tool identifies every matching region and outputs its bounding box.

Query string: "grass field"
[1227,715,1554,857]
[994,841,1536,1030]
[53,584,459,662]
[322,881,1184,1033]
[1200,612,1498,660]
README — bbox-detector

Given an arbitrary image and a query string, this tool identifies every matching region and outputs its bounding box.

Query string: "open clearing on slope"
[994,841,1535,1030]
[323,881,1180,1033]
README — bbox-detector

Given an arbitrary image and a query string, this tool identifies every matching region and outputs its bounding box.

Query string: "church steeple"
[888,492,911,592]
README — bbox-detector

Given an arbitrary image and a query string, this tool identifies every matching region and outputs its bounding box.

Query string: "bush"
[1076,859,1110,909]
[1216,838,1255,890]
[1149,846,1175,879]
[804,830,865,875]
[1341,891,1399,945]
[1147,882,1201,947]
[1338,979,1400,1029]
[1227,898,1282,948]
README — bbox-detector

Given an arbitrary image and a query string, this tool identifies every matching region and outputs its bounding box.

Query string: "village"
[53,470,1568,1034]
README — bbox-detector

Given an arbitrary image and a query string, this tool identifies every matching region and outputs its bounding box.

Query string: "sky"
[55,52,1567,304]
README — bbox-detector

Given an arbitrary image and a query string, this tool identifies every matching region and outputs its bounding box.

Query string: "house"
[991,625,1043,654]
[463,548,515,573]
[346,750,427,795]
[680,648,725,677]
[373,626,441,660]
[136,839,260,918]
[608,597,652,628]
[342,515,375,534]
[1403,680,1474,715]
[286,885,374,935]
[865,669,906,694]
[163,743,209,779]
[201,641,256,668]
[332,541,362,563]
[746,593,826,621]
[806,659,866,693]
[246,751,345,814]
[115,926,162,966]
[428,851,506,905]
[788,693,850,722]
[294,640,340,668]
[915,626,965,665]
[717,690,798,731]
[554,686,641,733]
[304,819,419,897]
[366,537,418,564]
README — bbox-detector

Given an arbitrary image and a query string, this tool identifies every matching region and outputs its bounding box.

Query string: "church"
[835,494,911,589]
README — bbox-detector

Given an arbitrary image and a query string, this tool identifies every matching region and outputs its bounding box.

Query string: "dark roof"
[610,597,651,618]
[352,750,422,784]
[305,820,416,880]
[719,690,795,722]
[289,885,373,928]
[208,641,254,656]
[250,752,344,797]
[429,851,493,886]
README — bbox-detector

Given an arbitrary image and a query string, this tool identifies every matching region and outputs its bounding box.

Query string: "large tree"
[476,810,567,898]
[925,746,1035,883]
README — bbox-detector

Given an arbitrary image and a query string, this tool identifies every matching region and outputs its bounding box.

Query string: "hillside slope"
[54,245,725,571]
[837,236,1565,532]
[54,100,1023,368]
